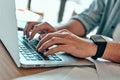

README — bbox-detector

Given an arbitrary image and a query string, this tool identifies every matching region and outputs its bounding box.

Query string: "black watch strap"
[90,35,107,59]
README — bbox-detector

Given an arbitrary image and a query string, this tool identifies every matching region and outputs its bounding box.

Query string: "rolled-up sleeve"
[72,0,105,34]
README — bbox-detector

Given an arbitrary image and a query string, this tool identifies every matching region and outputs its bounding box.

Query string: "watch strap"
[90,35,107,59]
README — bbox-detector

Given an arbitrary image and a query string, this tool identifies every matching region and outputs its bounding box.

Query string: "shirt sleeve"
[72,0,105,34]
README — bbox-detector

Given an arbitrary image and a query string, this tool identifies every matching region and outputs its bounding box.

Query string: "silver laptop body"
[0,0,93,68]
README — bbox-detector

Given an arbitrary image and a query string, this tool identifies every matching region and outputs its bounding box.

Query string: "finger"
[55,29,71,33]
[36,32,67,49]
[24,22,38,37]
[44,45,68,56]
[37,37,67,52]
[37,29,71,49]
[38,34,46,40]
[24,22,33,37]
[29,22,52,40]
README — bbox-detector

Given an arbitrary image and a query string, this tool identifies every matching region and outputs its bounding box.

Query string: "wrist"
[90,35,107,59]
[89,40,98,57]
[82,38,97,57]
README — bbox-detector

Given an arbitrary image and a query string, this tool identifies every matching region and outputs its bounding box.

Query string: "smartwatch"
[90,35,107,59]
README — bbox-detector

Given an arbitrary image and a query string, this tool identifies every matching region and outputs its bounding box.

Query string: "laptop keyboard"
[19,36,62,61]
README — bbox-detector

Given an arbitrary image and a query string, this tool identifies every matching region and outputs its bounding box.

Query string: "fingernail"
[36,45,39,49]
[37,48,42,53]
[36,47,38,49]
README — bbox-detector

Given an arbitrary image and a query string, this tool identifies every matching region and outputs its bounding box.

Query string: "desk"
[0,41,53,80]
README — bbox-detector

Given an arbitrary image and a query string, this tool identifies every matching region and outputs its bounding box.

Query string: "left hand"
[37,29,97,58]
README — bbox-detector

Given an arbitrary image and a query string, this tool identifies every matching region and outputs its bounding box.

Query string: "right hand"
[24,22,56,40]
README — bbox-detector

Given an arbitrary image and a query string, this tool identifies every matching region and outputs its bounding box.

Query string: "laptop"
[0,0,93,68]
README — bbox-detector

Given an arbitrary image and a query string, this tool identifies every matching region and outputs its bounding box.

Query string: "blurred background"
[15,0,93,27]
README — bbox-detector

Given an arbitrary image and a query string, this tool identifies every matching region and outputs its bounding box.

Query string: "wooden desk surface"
[0,42,53,80]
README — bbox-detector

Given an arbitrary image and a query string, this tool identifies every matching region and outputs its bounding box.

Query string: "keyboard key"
[19,38,62,61]
[34,55,43,60]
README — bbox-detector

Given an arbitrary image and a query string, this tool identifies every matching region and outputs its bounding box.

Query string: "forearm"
[102,42,120,63]
[56,19,86,37]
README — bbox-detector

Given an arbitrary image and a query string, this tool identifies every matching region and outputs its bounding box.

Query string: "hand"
[24,22,39,38]
[24,22,56,39]
[37,29,97,58]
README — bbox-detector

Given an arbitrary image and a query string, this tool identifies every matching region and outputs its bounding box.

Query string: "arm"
[56,19,86,37]
[102,42,120,63]
[56,0,106,37]
[90,35,120,63]
[72,0,106,34]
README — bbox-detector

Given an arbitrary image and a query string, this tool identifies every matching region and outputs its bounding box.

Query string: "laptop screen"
[0,0,20,67]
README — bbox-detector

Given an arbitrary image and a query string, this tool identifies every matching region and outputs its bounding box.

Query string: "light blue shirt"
[72,0,120,37]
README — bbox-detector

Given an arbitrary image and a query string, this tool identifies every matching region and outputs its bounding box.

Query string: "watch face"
[91,35,106,42]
